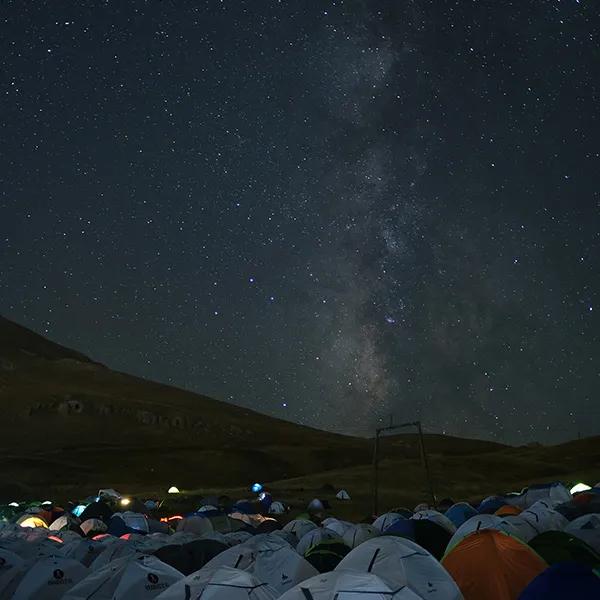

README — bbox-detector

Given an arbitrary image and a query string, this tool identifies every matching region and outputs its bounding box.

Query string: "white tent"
[446,515,516,551]
[296,528,342,556]
[411,510,457,534]
[223,531,254,546]
[283,519,317,540]
[60,539,105,567]
[268,501,286,514]
[322,518,353,537]
[176,516,213,537]
[90,539,143,570]
[519,505,568,534]
[336,535,463,600]
[278,570,422,599]
[565,513,600,553]
[342,523,380,549]
[202,533,318,595]
[115,511,150,534]
[0,548,26,600]
[12,556,87,600]
[63,555,182,600]
[513,483,572,509]
[154,566,278,599]
[497,515,540,543]
[373,512,405,533]
[336,489,351,501]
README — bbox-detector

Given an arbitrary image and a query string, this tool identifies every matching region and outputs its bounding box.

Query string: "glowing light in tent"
[72,504,87,517]
[570,483,592,494]
[167,486,180,494]
[251,483,263,493]
[19,516,48,529]
[47,535,63,544]
[120,498,131,507]
[8,502,19,507]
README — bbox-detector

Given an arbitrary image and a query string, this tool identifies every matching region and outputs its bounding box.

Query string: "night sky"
[2,1,599,444]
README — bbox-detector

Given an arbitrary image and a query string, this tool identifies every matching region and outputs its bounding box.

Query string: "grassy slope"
[0,316,597,510]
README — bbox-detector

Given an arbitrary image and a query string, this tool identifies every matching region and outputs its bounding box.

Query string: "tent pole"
[372,428,380,516]
[417,421,436,508]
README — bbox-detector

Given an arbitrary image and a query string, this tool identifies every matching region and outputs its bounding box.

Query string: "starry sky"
[1,1,599,444]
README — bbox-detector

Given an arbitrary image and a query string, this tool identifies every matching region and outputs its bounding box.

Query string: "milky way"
[1,1,598,443]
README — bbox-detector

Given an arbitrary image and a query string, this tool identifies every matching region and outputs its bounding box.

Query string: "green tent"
[529,530,600,569]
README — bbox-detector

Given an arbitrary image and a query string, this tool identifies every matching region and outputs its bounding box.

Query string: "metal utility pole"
[372,420,436,516]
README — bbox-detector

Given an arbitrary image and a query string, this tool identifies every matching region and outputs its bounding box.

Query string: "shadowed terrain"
[0,316,597,513]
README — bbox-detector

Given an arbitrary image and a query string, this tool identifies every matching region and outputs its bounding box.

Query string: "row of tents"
[0,480,599,598]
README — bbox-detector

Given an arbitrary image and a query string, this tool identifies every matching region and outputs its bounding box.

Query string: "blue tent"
[519,562,600,598]
[445,502,478,528]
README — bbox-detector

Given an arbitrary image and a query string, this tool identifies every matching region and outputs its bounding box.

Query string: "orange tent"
[442,529,547,600]
[495,504,522,517]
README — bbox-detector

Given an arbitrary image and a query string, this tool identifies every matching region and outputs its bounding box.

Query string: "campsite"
[1,316,600,597]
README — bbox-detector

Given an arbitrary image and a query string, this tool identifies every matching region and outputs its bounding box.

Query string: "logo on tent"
[147,573,159,584]
[53,569,64,580]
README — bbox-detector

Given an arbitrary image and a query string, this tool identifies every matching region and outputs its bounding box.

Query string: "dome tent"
[154,566,278,599]
[63,555,183,599]
[528,530,600,568]
[278,570,422,599]
[336,489,351,500]
[565,513,600,553]
[442,529,547,600]
[384,518,451,561]
[11,555,88,599]
[296,527,342,556]
[283,519,317,540]
[446,514,515,552]
[411,510,456,535]
[373,512,405,533]
[201,533,318,596]
[336,535,462,600]
[518,562,600,599]
[445,503,478,528]
[342,523,380,549]
[304,540,350,573]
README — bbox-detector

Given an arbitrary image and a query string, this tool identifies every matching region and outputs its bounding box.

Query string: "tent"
[477,496,507,515]
[373,512,406,533]
[201,534,317,595]
[519,504,568,534]
[60,539,106,567]
[322,518,353,537]
[511,483,572,510]
[12,556,87,599]
[446,514,515,552]
[16,515,48,529]
[528,530,600,568]
[63,555,182,599]
[153,566,278,599]
[296,527,342,556]
[268,501,286,514]
[175,516,213,537]
[277,569,422,599]
[336,535,462,600]
[153,539,229,576]
[494,505,522,517]
[518,562,600,599]
[282,519,317,540]
[441,529,547,600]
[336,489,351,501]
[445,503,478,528]
[81,518,108,537]
[342,523,380,549]
[411,510,456,535]
[384,518,451,560]
[304,540,350,573]
[565,513,600,553]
